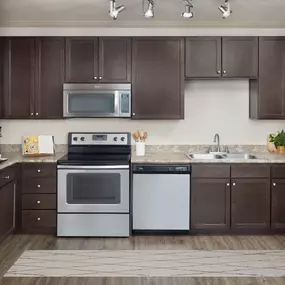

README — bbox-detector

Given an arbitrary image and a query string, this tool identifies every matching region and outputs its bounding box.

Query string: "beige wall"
[1,80,284,145]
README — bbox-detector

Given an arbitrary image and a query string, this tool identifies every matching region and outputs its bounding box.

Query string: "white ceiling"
[0,0,284,28]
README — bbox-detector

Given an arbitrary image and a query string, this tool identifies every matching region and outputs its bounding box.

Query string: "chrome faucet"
[213,133,221,152]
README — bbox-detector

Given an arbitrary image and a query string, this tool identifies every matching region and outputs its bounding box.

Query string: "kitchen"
[1,0,285,284]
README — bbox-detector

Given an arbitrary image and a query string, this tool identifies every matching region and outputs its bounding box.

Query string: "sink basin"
[187,153,224,160]
[222,153,260,160]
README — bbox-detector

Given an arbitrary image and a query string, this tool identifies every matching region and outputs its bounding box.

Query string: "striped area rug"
[5,250,285,277]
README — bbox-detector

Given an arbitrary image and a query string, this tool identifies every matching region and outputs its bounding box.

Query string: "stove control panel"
[70,133,130,146]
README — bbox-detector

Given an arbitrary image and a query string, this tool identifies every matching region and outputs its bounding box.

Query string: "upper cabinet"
[3,37,64,119]
[185,37,258,79]
[35,38,65,119]
[3,38,35,119]
[250,37,285,119]
[132,38,184,120]
[65,37,131,83]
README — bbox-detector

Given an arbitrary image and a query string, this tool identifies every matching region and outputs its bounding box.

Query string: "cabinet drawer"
[0,167,16,188]
[271,165,285,178]
[22,210,56,228]
[22,194,56,210]
[231,164,270,178]
[192,164,230,178]
[22,163,56,178]
[22,177,56,194]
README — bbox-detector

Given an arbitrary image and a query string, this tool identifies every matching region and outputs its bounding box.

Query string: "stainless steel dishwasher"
[132,164,191,232]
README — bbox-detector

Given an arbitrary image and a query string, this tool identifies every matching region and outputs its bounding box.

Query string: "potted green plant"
[269,130,285,154]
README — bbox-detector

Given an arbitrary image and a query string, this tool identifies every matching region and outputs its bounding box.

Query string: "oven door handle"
[57,165,129,170]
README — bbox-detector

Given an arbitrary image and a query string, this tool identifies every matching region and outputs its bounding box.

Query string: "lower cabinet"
[191,179,230,231]
[0,181,16,241]
[271,179,285,230]
[231,179,270,230]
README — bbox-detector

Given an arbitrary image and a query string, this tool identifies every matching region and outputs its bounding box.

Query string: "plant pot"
[278,146,285,154]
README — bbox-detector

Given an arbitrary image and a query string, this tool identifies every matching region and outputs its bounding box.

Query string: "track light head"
[181,1,194,19]
[218,0,232,19]
[144,0,154,19]
[109,0,125,20]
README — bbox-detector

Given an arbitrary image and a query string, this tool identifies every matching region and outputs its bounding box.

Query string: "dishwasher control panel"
[132,164,191,174]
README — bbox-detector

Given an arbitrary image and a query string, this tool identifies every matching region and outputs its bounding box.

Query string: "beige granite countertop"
[0,152,66,170]
[131,151,285,164]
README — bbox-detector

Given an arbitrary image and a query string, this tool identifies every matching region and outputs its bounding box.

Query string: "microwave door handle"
[114,91,120,116]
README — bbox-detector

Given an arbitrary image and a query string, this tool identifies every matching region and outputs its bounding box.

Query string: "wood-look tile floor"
[1,234,285,284]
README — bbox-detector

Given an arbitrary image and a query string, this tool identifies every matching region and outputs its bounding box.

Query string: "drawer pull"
[273,183,276,187]
[233,183,236,186]
[37,201,41,204]
[2,176,10,179]
[37,169,41,173]
[37,184,41,188]
[37,217,41,221]
[226,183,230,186]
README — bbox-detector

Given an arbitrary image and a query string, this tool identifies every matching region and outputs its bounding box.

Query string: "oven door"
[57,165,129,213]
[63,90,119,118]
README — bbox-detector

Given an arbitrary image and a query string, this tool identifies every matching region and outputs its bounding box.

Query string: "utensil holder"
[136,142,145,156]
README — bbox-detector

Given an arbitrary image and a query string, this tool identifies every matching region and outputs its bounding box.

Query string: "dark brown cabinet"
[250,37,285,119]
[231,179,270,230]
[271,180,285,229]
[35,38,65,119]
[191,179,230,231]
[3,37,64,119]
[3,38,35,119]
[185,37,221,78]
[0,181,16,242]
[132,38,184,119]
[185,37,258,79]
[65,37,131,83]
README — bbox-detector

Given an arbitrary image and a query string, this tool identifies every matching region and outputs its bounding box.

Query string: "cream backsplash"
[1,80,284,145]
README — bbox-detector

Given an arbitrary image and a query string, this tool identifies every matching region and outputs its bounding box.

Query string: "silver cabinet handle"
[37,217,41,221]
[36,113,39,116]
[233,183,236,186]
[217,71,221,74]
[31,113,34,116]
[94,76,97,80]
[37,201,41,204]
[273,183,276,186]
[2,176,10,179]
[37,184,41,188]
[132,113,136,116]
[99,76,102,80]
[37,169,41,173]
[223,71,226,74]
[226,183,230,186]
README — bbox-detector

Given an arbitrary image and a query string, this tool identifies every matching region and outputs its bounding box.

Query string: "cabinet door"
[222,37,258,78]
[3,38,35,119]
[0,39,4,118]
[191,179,230,231]
[271,179,285,230]
[257,38,285,119]
[35,38,65,119]
[231,179,270,230]
[65,37,99,82]
[0,182,15,241]
[132,38,184,119]
[99,38,131,83]
[185,37,221,78]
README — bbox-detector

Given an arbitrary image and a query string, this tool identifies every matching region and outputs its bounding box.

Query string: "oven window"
[68,93,115,114]
[66,173,121,204]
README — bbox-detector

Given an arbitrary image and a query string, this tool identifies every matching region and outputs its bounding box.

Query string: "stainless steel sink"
[187,153,224,160]
[222,153,260,160]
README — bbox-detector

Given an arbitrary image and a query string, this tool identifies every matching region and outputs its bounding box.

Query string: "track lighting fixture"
[181,0,194,19]
[143,0,154,19]
[218,0,232,19]
[109,0,125,20]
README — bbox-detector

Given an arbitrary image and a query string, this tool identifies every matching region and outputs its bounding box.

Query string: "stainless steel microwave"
[63,84,131,118]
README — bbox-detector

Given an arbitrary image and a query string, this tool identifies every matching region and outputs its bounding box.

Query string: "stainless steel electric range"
[57,132,131,237]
